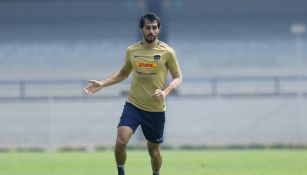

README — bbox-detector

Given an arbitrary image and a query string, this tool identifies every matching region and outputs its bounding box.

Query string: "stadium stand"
[0,0,306,150]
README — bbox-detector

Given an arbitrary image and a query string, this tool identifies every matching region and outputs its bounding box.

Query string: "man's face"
[141,19,160,43]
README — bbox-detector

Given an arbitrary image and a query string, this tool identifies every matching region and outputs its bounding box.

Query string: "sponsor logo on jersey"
[135,70,157,76]
[136,61,157,68]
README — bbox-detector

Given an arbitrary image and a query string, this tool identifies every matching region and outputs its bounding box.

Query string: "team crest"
[154,55,161,61]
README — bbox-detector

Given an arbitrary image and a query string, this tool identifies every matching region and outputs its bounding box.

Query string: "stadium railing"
[1,75,307,99]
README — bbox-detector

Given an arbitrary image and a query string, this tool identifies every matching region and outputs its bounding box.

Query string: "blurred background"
[0,0,306,151]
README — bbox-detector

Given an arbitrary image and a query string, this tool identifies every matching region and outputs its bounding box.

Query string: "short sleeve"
[121,49,132,72]
[166,48,181,76]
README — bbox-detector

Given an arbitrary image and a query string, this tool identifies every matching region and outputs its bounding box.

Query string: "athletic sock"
[153,171,160,175]
[117,165,125,175]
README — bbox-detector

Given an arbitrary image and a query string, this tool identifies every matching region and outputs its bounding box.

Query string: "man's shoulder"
[158,41,173,49]
[127,41,142,51]
[158,41,176,55]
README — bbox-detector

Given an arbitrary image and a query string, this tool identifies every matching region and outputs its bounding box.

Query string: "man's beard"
[144,33,157,43]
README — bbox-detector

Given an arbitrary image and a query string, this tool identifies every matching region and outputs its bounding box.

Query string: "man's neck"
[142,40,159,48]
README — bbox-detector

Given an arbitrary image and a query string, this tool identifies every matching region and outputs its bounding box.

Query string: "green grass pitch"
[0,149,306,175]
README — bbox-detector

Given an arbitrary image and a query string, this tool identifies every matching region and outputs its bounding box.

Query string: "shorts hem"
[117,124,137,133]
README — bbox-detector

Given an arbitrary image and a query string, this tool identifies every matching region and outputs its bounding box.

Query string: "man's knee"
[115,136,128,150]
[148,144,161,158]
[115,126,133,150]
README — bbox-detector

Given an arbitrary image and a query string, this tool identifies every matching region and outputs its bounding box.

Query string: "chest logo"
[154,55,161,61]
[136,61,157,69]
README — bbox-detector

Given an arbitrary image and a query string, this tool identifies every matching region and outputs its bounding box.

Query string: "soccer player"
[83,12,182,175]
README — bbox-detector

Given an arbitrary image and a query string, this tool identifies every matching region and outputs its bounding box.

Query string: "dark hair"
[139,12,161,29]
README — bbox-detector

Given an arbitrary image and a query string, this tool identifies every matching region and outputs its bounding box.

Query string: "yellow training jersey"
[121,41,181,112]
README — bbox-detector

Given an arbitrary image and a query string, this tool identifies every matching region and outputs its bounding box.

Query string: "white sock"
[153,171,160,175]
[117,164,125,168]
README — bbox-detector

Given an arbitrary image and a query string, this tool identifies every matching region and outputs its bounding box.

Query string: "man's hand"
[152,89,167,102]
[83,80,103,95]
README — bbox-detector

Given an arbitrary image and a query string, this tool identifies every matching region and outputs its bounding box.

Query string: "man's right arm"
[83,48,133,95]
[99,68,131,88]
[83,61,132,95]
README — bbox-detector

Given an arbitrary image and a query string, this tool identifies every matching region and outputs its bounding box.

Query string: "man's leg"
[114,126,134,175]
[147,141,162,175]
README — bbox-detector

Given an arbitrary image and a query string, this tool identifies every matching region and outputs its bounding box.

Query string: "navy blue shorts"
[118,102,165,144]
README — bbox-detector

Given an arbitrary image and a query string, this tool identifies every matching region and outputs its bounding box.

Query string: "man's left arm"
[152,49,182,101]
[152,70,182,102]
[164,71,182,96]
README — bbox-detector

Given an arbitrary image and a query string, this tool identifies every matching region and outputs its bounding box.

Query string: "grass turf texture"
[0,150,306,175]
